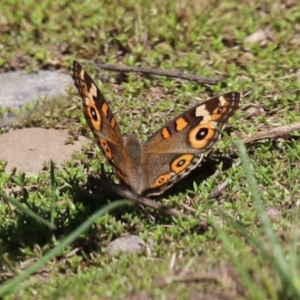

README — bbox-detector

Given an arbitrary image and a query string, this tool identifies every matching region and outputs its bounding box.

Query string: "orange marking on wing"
[161,127,171,139]
[110,116,116,128]
[171,154,194,173]
[99,138,112,159]
[102,103,109,117]
[87,103,101,131]
[188,123,216,149]
[175,117,188,132]
[151,173,170,188]
[211,100,230,121]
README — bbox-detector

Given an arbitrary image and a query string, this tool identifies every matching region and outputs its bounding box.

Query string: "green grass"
[1,0,300,299]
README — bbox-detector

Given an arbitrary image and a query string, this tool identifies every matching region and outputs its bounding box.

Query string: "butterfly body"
[72,61,241,196]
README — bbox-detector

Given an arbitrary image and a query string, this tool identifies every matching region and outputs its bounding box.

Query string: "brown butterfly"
[72,61,240,196]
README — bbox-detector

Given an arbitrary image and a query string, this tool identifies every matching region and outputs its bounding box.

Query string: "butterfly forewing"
[144,92,240,153]
[72,61,128,179]
[141,92,241,196]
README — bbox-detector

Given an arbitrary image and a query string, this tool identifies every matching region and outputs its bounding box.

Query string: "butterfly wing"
[72,61,129,182]
[141,92,241,196]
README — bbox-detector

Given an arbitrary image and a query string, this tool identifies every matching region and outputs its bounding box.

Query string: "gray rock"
[0,70,72,108]
[0,128,89,174]
[107,235,147,256]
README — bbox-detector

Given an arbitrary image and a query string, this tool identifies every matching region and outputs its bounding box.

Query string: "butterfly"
[72,61,240,196]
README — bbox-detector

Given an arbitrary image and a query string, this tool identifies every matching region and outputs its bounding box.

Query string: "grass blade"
[0,199,131,297]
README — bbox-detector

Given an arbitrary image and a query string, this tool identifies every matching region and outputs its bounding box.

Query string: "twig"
[96,63,222,85]
[243,122,300,144]
[209,179,230,198]
[158,274,221,287]
[88,175,206,224]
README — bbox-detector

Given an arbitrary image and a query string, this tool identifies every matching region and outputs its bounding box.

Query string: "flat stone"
[0,128,89,174]
[0,70,72,108]
[244,29,272,45]
[107,235,147,256]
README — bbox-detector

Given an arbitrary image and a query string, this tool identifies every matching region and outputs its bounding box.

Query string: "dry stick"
[159,274,221,287]
[96,63,222,85]
[87,175,200,222]
[243,122,300,144]
[209,178,230,199]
